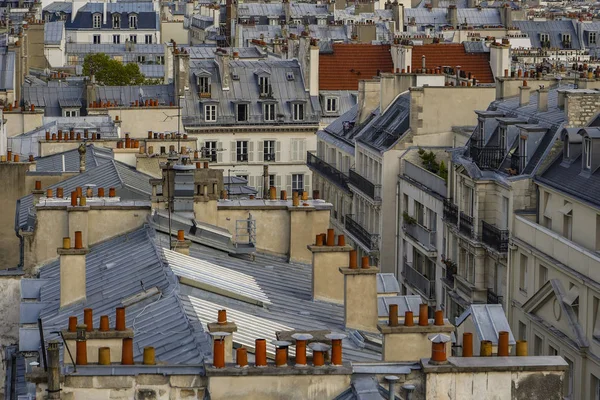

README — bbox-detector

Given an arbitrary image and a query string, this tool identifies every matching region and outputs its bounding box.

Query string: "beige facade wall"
[0,277,22,397]
[289,208,330,264]
[64,338,123,364]
[60,253,86,307]
[380,149,401,273]
[311,248,350,304]
[104,108,181,137]
[382,332,451,362]
[343,270,378,332]
[5,111,44,138]
[208,374,350,400]
[161,21,189,45]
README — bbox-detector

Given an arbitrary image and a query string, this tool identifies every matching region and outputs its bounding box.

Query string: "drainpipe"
[47,340,61,400]
[385,375,399,399]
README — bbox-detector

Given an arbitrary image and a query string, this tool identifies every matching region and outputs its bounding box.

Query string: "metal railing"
[470,145,505,170]
[443,198,458,225]
[349,169,381,201]
[306,152,350,192]
[345,214,379,251]
[487,288,503,305]
[403,257,435,299]
[182,113,320,127]
[403,160,446,197]
[403,223,436,251]
[510,154,526,174]
[481,221,509,253]
[444,266,455,287]
[459,212,474,238]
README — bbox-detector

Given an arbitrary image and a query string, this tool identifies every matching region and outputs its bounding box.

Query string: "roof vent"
[231,72,239,80]
[286,72,294,81]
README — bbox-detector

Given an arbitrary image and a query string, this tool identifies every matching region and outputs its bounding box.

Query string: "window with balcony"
[236,140,248,162]
[292,174,304,193]
[93,34,101,44]
[540,33,550,47]
[236,103,248,122]
[204,141,217,162]
[263,140,275,161]
[462,185,473,216]
[112,14,121,29]
[198,76,210,94]
[519,253,528,293]
[93,13,101,28]
[113,35,121,44]
[263,103,275,121]
[292,103,304,121]
[145,34,153,44]
[130,35,137,44]
[129,14,137,29]
[204,105,217,122]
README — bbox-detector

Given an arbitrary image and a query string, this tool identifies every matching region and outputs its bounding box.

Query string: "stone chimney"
[537,86,549,112]
[207,310,238,362]
[357,80,380,124]
[172,230,191,255]
[309,43,320,96]
[185,0,194,17]
[214,48,231,91]
[339,256,379,332]
[391,44,412,74]
[59,231,89,308]
[489,43,510,80]
[378,307,454,362]
[500,3,513,28]
[391,1,404,32]
[447,5,458,28]
[308,233,353,304]
[519,80,530,107]
[173,46,190,98]
[86,75,97,109]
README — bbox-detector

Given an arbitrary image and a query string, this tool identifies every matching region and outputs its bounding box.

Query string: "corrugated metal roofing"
[26,226,210,364]
[44,21,64,45]
[0,50,14,91]
[456,304,516,345]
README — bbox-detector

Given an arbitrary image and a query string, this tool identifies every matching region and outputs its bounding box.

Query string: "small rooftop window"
[286,72,294,81]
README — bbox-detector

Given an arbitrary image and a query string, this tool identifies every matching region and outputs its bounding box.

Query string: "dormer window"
[584,137,592,170]
[519,136,527,169]
[292,103,304,121]
[293,19,302,25]
[325,97,338,113]
[317,17,326,25]
[540,33,549,47]
[263,103,276,121]
[112,14,121,29]
[93,13,101,29]
[198,76,210,96]
[269,17,278,26]
[499,126,507,150]
[258,76,271,97]
[129,13,138,29]
[562,33,571,43]
[590,32,597,45]
[477,119,485,141]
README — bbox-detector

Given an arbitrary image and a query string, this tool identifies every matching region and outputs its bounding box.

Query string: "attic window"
[286,72,294,81]
[584,137,592,170]
[540,33,549,47]
[129,13,138,29]
[258,76,271,97]
[562,33,571,43]
[198,76,210,95]
[232,72,239,80]
[113,14,121,29]
[325,97,338,113]
[93,13,101,29]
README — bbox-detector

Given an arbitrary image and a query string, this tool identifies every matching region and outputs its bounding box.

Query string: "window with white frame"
[292,174,304,193]
[204,141,217,162]
[584,137,592,170]
[137,55,145,63]
[236,140,249,162]
[93,34,101,44]
[325,97,338,113]
[590,31,597,45]
[292,103,304,121]
[129,14,137,29]
[93,13,101,28]
[269,174,275,188]
[263,103,275,121]
[129,35,137,44]
[269,18,278,26]
[64,109,79,117]
[112,14,120,29]
[317,17,326,25]
[145,34,152,44]
[540,33,549,43]
[204,104,217,122]
[156,55,164,65]
[113,35,121,44]
[263,140,275,161]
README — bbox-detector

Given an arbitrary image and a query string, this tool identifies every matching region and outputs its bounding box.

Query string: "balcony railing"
[403,160,447,197]
[459,212,474,237]
[349,169,381,201]
[345,214,379,251]
[403,223,436,252]
[487,288,503,305]
[403,257,435,299]
[510,154,526,174]
[306,152,350,192]
[481,220,509,253]
[444,265,455,287]
[443,198,458,225]
[470,145,505,170]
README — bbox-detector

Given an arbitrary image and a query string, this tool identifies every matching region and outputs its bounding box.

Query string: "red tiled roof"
[319,44,394,90]
[411,44,494,84]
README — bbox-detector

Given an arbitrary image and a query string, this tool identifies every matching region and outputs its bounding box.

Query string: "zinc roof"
[44,21,64,45]
[0,50,14,91]
[456,304,516,345]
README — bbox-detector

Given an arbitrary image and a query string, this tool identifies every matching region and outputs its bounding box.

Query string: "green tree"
[83,53,146,86]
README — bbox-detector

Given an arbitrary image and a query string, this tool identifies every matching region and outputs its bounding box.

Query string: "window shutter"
[291,139,298,161]
[276,141,281,162]
[248,141,254,162]
[276,175,282,192]
[249,176,255,191]
[286,174,292,194]
[258,140,264,162]
[304,173,311,195]
[256,177,263,197]
[300,139,306,162]
[217,141,223,162]
[230,141,236,163]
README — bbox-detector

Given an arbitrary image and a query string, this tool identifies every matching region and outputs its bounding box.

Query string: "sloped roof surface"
[411,43,494,83]
[513,20,582,50]
[44,21,64,45]
[34,144,113,172]
[0,50,14,90]
[456,304,516,344]
[319,44,393,90]
[356,93,411,152]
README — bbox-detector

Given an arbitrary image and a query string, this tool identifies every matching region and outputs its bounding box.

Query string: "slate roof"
[512,20,582,50]
[182,58,319,127]
[411,43,494,83]
[405,8,502,29]
[21,226,210,364]
[0,50,14,91]
[34,144,113,172]
[66,43,164,55]
[318,43,393,90]
[44,21,64,45]
[581,22,600,49]
[456,304,516,345]
[95,84,174,107]
[23,84,85,117]
[184,46,265,60]
[16,160,153,231]
[355,92,411,152]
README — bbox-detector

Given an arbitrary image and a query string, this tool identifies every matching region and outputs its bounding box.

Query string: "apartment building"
[181,49,319,197]
[510,101,600,399]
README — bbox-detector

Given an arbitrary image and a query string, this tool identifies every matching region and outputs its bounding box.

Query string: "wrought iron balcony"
[349,169,381,201]
[443,264,456,287]
[403,223,436,252]
[510,154,526,174]
[443,198,458,225]
[487,288,503,305]
[470,145,505,170]
[306,152,350,192]
[459,212,474,238]
[345,214,379,251]
[481,220,509,253]
[402,257,435,299]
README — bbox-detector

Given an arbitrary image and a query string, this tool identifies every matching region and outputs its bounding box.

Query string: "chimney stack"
[207,309,238,363]
[59,231,89,308]
[326,333,346,366]
[47,341,61,400]
[519,80,530,107]
[339,257,379,332]
[308,343,330,367]
[308,235,353,304]
[291,333,313,366]
[172,229,191,255]
[428,333,451,365]
[210,332,230,368]
[537,86,549,112]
